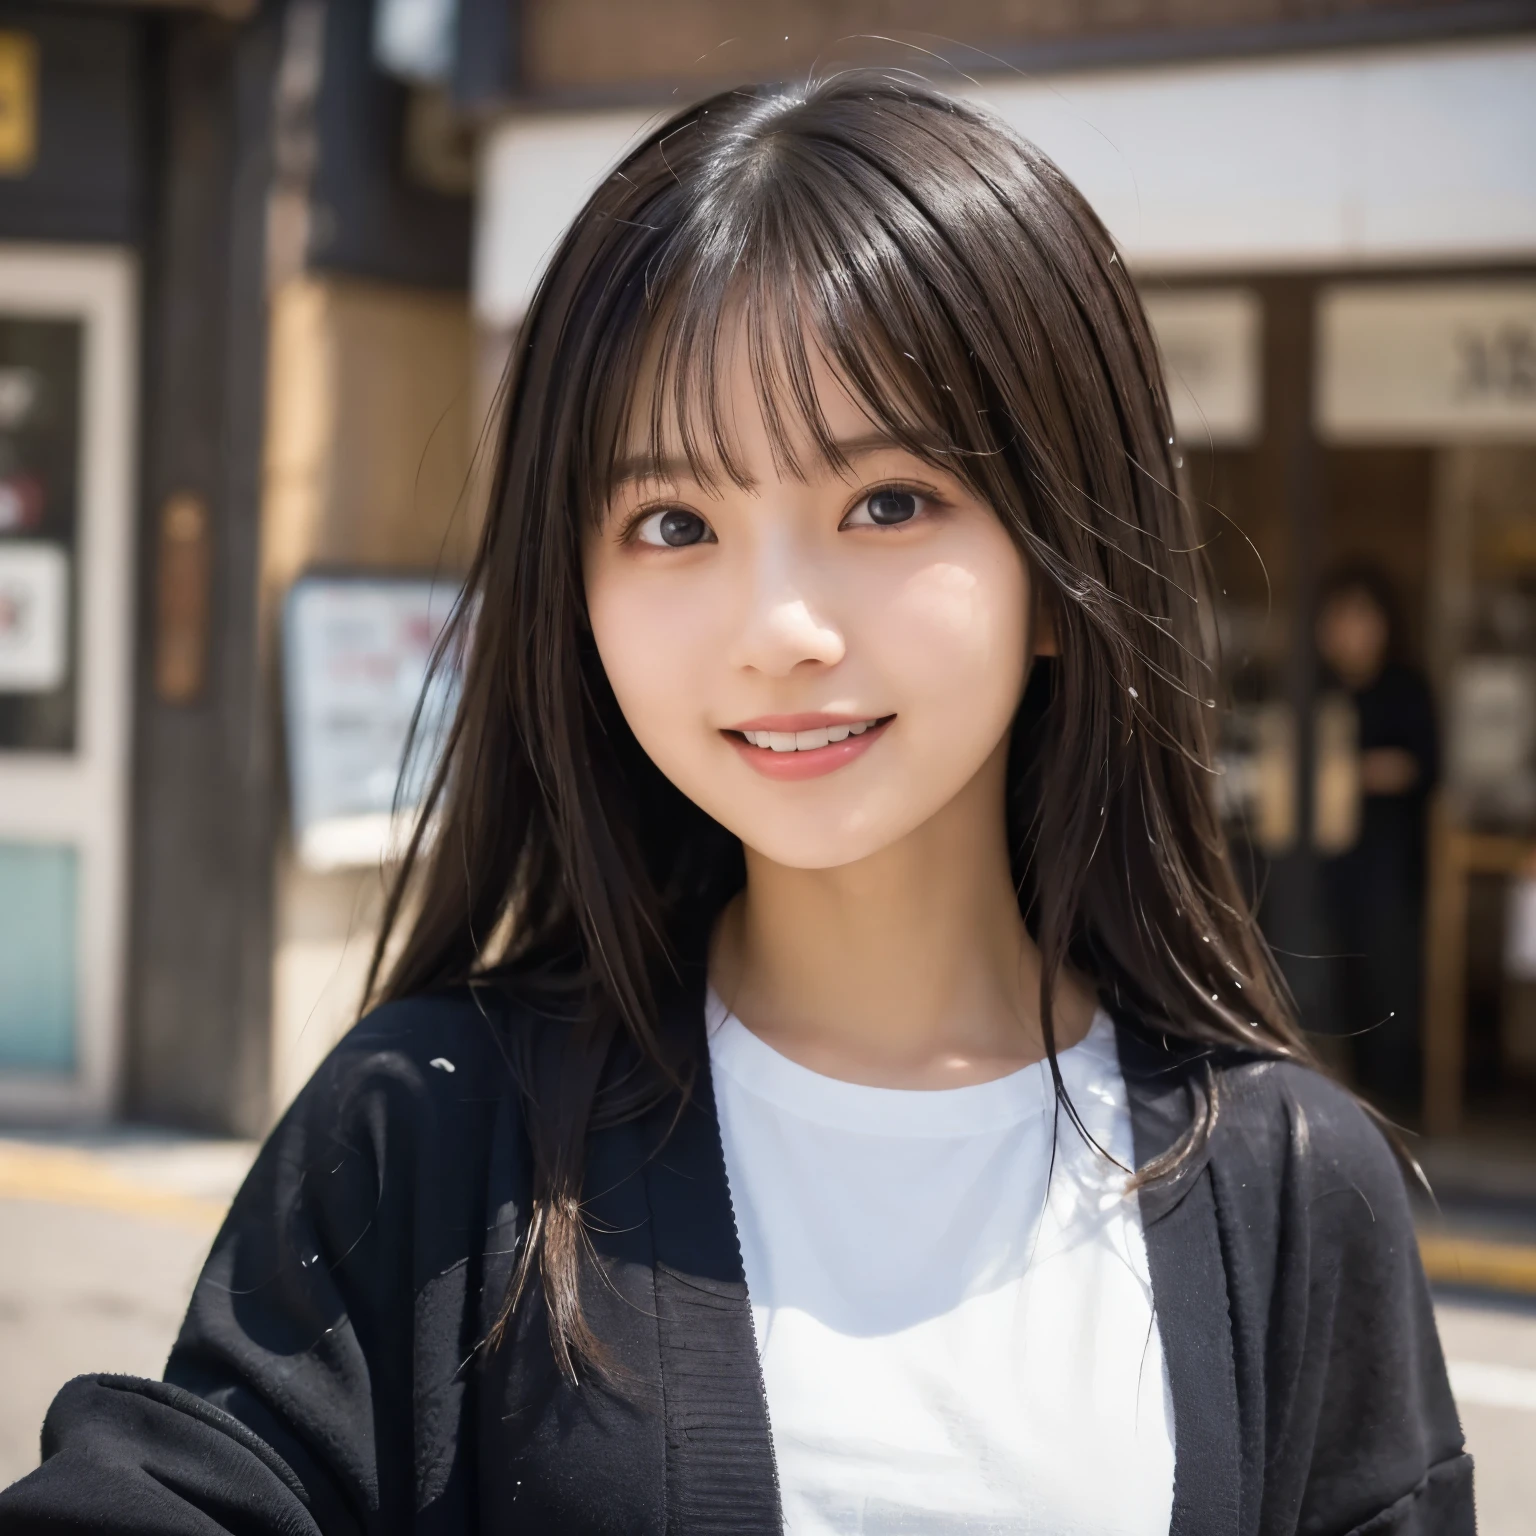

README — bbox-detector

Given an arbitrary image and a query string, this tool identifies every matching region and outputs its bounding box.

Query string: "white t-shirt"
[707,992,1175,1536]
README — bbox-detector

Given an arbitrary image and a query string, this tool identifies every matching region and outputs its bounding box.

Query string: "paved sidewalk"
[1,1132,1534,1528]
[0,1131,255,1487]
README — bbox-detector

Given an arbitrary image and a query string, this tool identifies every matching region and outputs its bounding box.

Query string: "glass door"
[0,246,135,1120]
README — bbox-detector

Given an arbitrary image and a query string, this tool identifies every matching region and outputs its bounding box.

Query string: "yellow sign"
[0,31,38,176]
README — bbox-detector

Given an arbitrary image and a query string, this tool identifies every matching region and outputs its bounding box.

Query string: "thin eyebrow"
[608,431,911,491]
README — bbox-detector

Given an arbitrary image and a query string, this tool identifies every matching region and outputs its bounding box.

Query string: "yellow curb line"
[1418,1233,1536,1296]
[0,1143,229,1230]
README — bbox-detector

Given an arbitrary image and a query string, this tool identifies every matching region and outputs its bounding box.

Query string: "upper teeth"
[741,720,880,751]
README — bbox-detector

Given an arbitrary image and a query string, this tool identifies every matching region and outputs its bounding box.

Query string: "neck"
[709,741,1097,1088]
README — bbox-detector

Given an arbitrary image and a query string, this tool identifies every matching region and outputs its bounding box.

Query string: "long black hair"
[366,74,1309,1379]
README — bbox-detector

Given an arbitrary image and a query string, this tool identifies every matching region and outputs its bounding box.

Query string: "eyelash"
[620,481,943,546]
[622,505,714,547]
[840,482,941,530]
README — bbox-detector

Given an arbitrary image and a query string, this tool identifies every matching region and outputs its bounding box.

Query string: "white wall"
[473,37,1536,329]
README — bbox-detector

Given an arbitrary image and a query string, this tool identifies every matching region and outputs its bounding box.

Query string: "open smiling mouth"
[730,716,895,753]
[722,715,896,780]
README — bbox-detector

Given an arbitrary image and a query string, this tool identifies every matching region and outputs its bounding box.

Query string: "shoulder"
[265,983,555,1216]
[1118,1024,1415,1253]
[1206,1054,1420,1277]
[1121,1024,1401,1182]
[188,987,548,1319]
[299,976,590,1118]
[1215,1054,1404,1185]
[312,986,521,1103]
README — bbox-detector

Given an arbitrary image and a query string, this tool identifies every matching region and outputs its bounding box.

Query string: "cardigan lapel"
[1116,1022,1244,1536]
[642,972,783,1535]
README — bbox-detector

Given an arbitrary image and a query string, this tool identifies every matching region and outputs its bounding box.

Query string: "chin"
[736,831,886,871]
[725,798,935,872]
[660,743,994,872]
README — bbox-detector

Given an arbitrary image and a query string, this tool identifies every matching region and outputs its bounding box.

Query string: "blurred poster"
[1143,289,1262,447]
[0,541,67,690]
[283,575,463,872]
[1448,656,1536,829]
[0,317,80,751]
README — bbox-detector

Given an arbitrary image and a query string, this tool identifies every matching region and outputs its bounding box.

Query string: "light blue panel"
[0,842,77,1072]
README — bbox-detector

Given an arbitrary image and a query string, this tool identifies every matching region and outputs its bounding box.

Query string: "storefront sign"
[1142,290,1262,448]
[283,575,462,872]
[0,541,67,692]
[1317,282,1536,442]
[0,32,37,176]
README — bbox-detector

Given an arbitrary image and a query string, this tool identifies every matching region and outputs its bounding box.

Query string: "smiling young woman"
[1,76,1471,1536]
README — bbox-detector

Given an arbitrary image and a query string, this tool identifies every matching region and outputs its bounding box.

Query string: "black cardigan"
[0,979,1472,1536]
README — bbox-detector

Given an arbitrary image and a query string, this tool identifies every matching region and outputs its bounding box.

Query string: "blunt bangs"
[579,90,1031,522]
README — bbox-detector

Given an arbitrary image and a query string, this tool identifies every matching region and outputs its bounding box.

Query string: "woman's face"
[1317,586,1389,689]
[583,332,1042,870]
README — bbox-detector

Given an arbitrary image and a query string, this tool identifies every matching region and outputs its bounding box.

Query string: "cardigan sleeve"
[1217,1062,1474,1536]
[0,996,513,1535]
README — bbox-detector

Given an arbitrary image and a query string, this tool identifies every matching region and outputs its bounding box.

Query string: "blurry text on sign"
[1318,283,1536,442]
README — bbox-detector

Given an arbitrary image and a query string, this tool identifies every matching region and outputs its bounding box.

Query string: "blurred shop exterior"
[0,0,478,1134]
[1,0,1535,1149]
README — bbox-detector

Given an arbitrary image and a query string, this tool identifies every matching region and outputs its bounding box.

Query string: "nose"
[728,540,846,677]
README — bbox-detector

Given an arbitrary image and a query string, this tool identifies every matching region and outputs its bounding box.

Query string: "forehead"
[615,307,882,486]
[617,308,866,457]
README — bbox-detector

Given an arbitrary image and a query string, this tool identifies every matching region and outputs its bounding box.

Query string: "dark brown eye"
[636,508,712,547]
[864,488,920,526]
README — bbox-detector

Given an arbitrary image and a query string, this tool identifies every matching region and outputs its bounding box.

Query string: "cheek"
[585,568,716,749]
[874,549,1031,726]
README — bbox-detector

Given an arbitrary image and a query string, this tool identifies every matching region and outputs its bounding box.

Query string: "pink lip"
[723,715,894,781]
[727,712,880,733]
